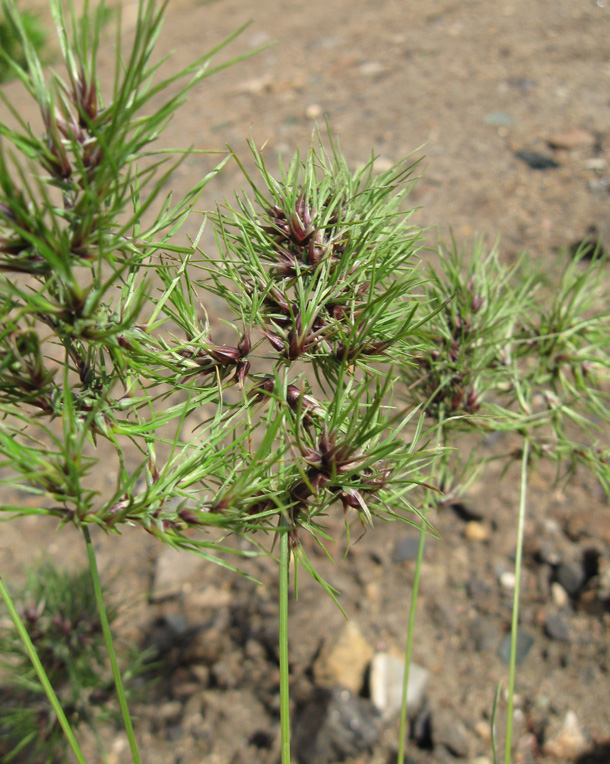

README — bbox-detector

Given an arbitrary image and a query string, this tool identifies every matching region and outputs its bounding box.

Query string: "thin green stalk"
[491,682,501,763]
[396,522,426,764]
[0,575,87,764]
[82,525,141,764]
[397,416,446,764]
[279,518,291,764]
[504,439,529,764]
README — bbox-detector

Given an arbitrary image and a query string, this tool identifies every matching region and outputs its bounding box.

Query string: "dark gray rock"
[515,149,560,170]
[410,698,433,750]
[507,77,536,94]
[498,630,535,665]
[556,561,585,596]
[294,687,380,764]
[544,613,571,643]
[537,541,561,566]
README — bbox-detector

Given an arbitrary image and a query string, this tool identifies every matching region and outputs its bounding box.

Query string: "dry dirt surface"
[1,1,610,763]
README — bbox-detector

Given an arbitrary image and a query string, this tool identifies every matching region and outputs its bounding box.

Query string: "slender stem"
[0,575,87,764]
[398,418,446,764]
[396,523,426,764]
[279,519,291,764]
[491,682,501,764]
[82,525,141,764]
[504,439,529,764]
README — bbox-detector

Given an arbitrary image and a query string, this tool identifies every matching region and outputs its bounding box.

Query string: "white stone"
[369,652,429,720]
[305,103,323,119]
[543,711,588,759]
[499,571,516,590]
[551,582,569,608]
[359,61,387,77]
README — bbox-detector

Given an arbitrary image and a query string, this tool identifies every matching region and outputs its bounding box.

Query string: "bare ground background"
[1,1,610,763]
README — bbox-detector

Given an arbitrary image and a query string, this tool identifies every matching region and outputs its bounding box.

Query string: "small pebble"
[557,561,584,596]
[484,111,514,126]
[305,103,323,119]
[465,520,489,542]
[551,582,569,608]
[498,631,535,665]
[515,149,560,170]
[544,613,571,642]
[365,581,380,603]
[583,157,606,170]
[538,541,561,566]
[500,571,516,590]
[474,720,492,742]
[547,128,595,150]
[507,77,536,94]
[359,61,386,77]
[543,711,588,759]
[543,516,562,534]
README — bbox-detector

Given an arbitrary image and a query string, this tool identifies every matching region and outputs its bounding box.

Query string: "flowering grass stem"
[504,439,530,764]
[83,525,141,764]
[0,575,87,764]
[396,522,426,764]
[279,518,292,764]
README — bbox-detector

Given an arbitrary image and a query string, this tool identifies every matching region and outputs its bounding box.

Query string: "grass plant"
[0,2,46,83]
[400,239,609,761]
[0,562,151,763]
[0,1,608,763]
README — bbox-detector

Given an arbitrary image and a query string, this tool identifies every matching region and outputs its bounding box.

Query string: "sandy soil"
[1,1,609,763]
